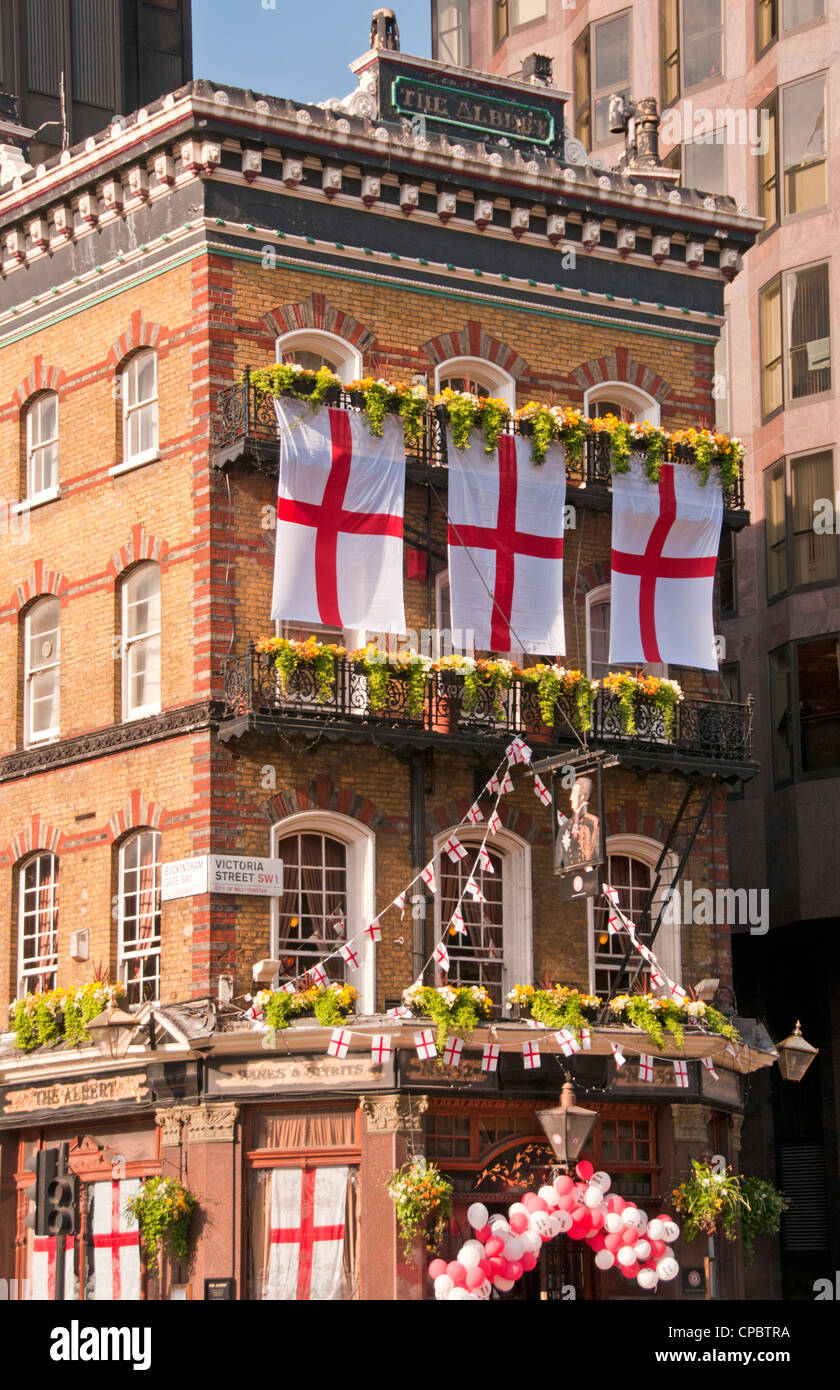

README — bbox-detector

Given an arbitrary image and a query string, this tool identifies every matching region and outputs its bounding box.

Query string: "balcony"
[219,645,755,777]
[211,372,748,525]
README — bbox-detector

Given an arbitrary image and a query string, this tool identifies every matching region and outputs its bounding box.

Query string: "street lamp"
[537,1081,598,1172]
[775,1021,818,1083]
[85,1005,137,1059]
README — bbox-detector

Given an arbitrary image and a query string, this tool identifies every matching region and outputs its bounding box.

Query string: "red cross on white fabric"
[650,966,664,989]
[506,738,531,766]
[33,1235,58,1300]
[309,963,327,989]
[442,1036,463,1068]
[275,409,404,628]
[371,1035,391,1064]
[610,463,718,664]
[465,877,485,903]
[270,1169,345,1301]
[522,1040,541,1070]
[339,943,359,969]
[486,774,501,795]
[387,1004,413,1019]
[481,1043,500,1073]
[533,775,551,806]
[499,772,514,794]
[466,803,484,824]
[365,921,382,944]
[579,1027,592,1051]
[673,1059,689,1088]
[637,1054,654,1084]
[414,1030,436,1060]
[444,836,467,862]
[488,812,501,835]
[422,862,437,893]
[603,884,620,906]
[434,941,450,971]
[670,983,688,1005]
[701,1056,719,1081]
[328,1028,351,1059]
[393,891,406,916]
[448,434,564,650]
[553,1029,580,1057]
[610,1041,627,1068]
[449,910,466,937]
[478,848,494,873]
[92,1180,140,1300]
[607,914,621,936]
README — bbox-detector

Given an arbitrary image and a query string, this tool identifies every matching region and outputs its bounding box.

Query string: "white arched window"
[18,852,59,996]
[435,356,516,408]
[271,812,375,1013]
[122,563,161,720]
[24,597,60,746]
[584,381,660,425]
[275,329,363,385]
[434,824,531,1013]
[586,583,667,680]
[590,835,681,996]
[121,349,159,468]
[25,392,59,499]
[118,830,162,1005]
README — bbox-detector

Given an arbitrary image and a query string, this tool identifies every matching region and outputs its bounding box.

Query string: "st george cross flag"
[481,1043,500,1072]
[637,1054,655,1084]
[446,429,567,653]
[272,399,406,632]
[31,1236,76,1301]
[267,1166,348,1300]
[91,1178,141,1301]
[609,456,722,669]
[673,1059,690,1089]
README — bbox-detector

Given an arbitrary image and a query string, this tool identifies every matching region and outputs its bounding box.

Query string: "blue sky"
[192,0,431,108]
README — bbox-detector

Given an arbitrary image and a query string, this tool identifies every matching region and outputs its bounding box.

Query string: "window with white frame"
[24,597,60,746]
[18,852,59,996]
[590,839,680,996]
[586,584,667,681]
[271,813,375,1011]
[121,349,159,466]
[434,568,475,659]
[25,392,59,498]
[118,830,162,1005]
[275,329,363,385]
[435,0,470,65]
[584,382,660,425]
[573,10,632,148]
[435,357,516,409]
[122,564,161,720]
[435,826,531,1014]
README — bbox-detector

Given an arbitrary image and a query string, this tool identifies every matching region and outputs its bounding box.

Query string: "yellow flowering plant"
[508,983,601,1035]
[387,1156,453,1258]
[255,980,358,1032]
[125,1177,197,1276]
[10,981,126,1052]
[257,635,347,704]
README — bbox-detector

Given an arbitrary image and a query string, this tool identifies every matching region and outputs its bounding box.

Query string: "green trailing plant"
[697,1003,740,1042]
[477,397,512,455]
[602,672,639,735]
[402,983,493,1058]
[387,1157,453,1258]
[257,636,345,704]
[249,363,342,409]
[255,981,358,1032]
[125,1177,197,1276]
[739,1177,789,1264]
[672,1160,745,1242]
[346,377,393,437]
[398,386,428,446]
[608,992,687,1049]
[351,647,432,717]
[437,656,515,720]
[10,982,125,1052]
[508,984,601,1034]
[524,664,598,734]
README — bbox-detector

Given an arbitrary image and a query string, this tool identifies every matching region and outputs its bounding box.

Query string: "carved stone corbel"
[670,1103,713,1145]
[186,1103,239,1144]
[360,1093,428,1133]
[155,1107,193,1147]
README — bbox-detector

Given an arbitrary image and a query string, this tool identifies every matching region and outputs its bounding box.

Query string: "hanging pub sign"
[370,53,567,157]
[552,763,606,902]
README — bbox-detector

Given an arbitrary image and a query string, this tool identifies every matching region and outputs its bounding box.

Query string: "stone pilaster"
[360,1093,429,1301]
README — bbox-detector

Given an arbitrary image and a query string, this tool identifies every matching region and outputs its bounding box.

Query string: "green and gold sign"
[391,75,557,149]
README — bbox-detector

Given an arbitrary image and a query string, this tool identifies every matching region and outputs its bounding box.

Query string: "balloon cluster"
[428,1161,681,1300]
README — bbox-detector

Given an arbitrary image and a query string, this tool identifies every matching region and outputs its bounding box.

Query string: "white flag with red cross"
[267,1166,348,1300]
[339,943,359,970]
[434,940,450,972]
[533,775,551,806]
[481,1043,500,1072]
[371,1035,391,1065]
[637,1054,655,1084]
[414,1030,437,1060]
[522,1040,541,1070]
[673,1059,690,1088]
[91,1178,141,1301]
[442,1035,463,1068]
[31,1235,77,1302]
[609,457,722,669]
[328,1028,352,1059]
[272,399,406,632]
[447,429,567,653]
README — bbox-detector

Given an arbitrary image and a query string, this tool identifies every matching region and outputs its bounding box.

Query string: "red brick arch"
[427,797,550,846]
[572,347,671,404]
[12,357,66,410]
[104,792,167,844]
[106,310,166,369]
[10,559,69,613]
[107,524,170,579]
[421,321,528,380]
[263,778,405,835]
[262,292,375,355]
[0,815,66,866]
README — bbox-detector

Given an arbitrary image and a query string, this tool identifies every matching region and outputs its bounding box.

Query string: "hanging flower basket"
[402,984,493,1058]
[387,1157,453,1259]
[508,984,601,1035]
[253,981,357,1032]
[350,645,431,719]
[10,982,126,1052]
[257,636,346,705]
[607,994,740,1051]
[125,1177,197,1277]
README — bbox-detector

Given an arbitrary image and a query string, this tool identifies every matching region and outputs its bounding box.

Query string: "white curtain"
[267,1167,349,1301]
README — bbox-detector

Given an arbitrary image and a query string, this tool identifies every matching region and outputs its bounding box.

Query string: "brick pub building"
[0,16,772,1300]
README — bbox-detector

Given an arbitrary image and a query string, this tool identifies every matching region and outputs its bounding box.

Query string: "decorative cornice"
[155,1106,193,1147]
[670,1102,713,1144]
[361,1092,428,1133]
[187,1103,239,1144]
[0,701,217,785]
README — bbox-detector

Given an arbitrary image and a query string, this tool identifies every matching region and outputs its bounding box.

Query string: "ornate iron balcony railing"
[211,370,748,518]
[219,645,754,772]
